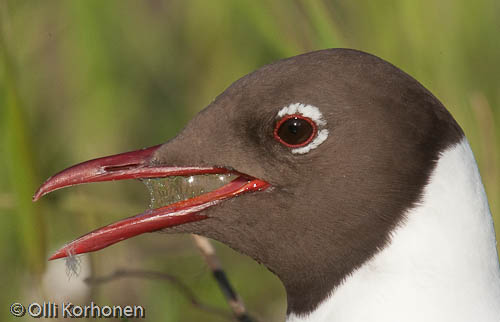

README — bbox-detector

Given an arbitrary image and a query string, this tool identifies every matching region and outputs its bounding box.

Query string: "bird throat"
[141,173,238,209]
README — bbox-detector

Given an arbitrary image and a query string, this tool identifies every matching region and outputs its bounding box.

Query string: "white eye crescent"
[275,103,329,154]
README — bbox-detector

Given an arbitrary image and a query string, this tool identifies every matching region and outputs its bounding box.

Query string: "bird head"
[34,49,463,314]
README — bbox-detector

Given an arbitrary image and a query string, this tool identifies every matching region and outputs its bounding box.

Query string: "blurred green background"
[1,0,499,321]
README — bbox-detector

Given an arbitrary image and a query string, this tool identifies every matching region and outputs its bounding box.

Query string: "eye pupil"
[288,120,300,134]
[275,115,316,147]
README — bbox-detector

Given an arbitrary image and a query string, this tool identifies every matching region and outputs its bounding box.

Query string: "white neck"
[287,138,500,322]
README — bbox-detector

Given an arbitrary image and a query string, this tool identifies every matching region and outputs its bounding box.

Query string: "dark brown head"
[34,49,463,315]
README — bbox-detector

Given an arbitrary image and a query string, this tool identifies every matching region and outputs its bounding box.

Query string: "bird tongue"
[33,145,270,260]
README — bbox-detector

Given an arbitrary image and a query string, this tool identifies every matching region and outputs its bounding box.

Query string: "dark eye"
[274,114,317,147]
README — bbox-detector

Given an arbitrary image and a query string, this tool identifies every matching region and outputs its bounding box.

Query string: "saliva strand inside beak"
[141,173,238,209]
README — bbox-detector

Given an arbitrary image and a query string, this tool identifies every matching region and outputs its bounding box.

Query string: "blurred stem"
[470,93,500,252]
[192,235,256,322]
[0,25,46,277]
[85,268,234,321]
[232,0,300,56]
[300,0,342,48]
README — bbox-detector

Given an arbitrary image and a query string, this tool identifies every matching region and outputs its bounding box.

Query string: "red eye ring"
[273,114,318,148]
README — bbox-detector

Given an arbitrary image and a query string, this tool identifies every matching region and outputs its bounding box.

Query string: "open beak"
[33,144,270,260]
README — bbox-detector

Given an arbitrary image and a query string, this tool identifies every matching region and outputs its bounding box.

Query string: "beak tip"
[33,177,59,202]
[32,186,46,202]
[48,249,66,261]
[32,192,41,202]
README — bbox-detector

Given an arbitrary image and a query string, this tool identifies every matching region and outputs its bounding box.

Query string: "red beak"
[33,145,269,260]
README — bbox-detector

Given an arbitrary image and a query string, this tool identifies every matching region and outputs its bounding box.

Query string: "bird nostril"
[103,164,142,172]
